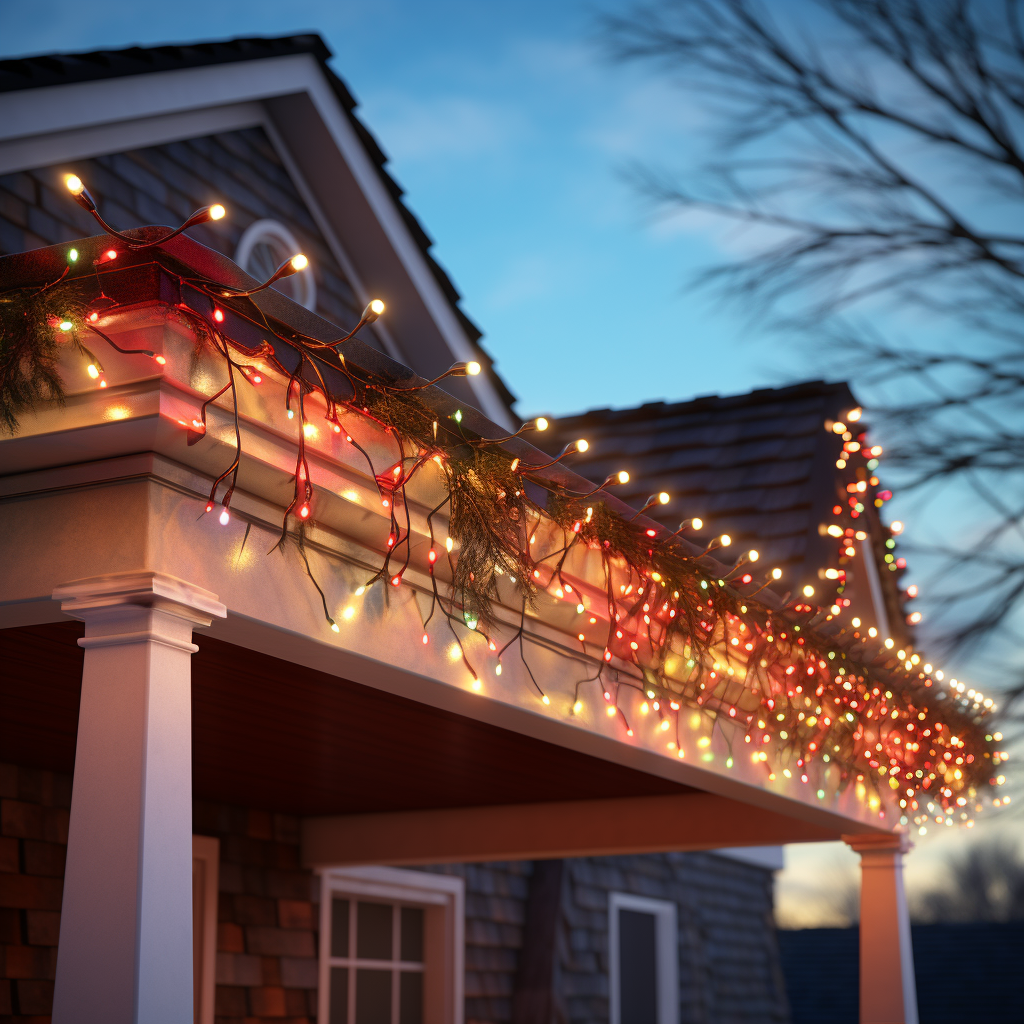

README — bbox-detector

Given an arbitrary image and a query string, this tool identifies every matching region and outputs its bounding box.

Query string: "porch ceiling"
[1,621,692,818]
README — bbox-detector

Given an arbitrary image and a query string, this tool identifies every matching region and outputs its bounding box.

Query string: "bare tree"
[599,0,1024,711]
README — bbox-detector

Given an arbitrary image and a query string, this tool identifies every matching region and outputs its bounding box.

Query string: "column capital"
[54,571,226,624]
[842,830,912,856]
[53,572,226,653]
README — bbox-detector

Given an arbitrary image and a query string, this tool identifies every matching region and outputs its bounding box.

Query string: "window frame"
[608,891,679,1024]
[192,835,220,1024]
[318,866,464,1024]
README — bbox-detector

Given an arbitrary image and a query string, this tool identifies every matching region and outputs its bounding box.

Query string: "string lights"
[0,177,1002,829]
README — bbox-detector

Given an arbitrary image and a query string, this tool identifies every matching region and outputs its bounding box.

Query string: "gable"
[0,35,517,429]
[0,126,379,344]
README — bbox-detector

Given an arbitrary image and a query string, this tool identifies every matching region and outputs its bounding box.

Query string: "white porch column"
[51,572,226,1024]
[844,833,918,1024]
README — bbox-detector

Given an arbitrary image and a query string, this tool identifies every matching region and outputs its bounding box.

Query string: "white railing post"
[844,832,918,1024]
[51,573,225,1024]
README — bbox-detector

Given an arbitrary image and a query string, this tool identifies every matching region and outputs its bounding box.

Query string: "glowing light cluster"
[2,185,997,830]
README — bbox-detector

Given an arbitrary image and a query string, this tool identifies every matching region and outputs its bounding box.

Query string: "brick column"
[844,832,918,1024]
[50,573,225,1024]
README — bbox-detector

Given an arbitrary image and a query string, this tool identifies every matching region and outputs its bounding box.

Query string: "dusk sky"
[3,0,1016,920]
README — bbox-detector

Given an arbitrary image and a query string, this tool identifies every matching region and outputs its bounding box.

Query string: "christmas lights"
[0,188,1000,827]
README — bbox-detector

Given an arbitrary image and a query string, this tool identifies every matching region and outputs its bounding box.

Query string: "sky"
[2,0,1018,923]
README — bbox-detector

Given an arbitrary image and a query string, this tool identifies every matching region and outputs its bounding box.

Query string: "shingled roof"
[541,381,868,595]
[0,33,516,413]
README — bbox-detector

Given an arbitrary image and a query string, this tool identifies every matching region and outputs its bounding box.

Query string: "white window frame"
[234,218,317,311]
[608,892,679,1024]
[318,866,464,1024]
[192,835,220,1024]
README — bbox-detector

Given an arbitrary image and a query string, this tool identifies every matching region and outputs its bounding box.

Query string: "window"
[235,219,317,310]
[192,835,220,1024]
[319,866,464,1024]
[608,893,678,1024]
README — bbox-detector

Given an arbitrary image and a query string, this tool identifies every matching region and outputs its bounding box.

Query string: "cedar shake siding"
[0,127,372,345]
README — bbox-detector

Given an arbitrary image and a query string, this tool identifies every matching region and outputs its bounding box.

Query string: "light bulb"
[290,254,308,271]
[691,517,703,530]
[658,492,670,504]
[535,417,549,431]
[617,470,630,484]
[59,321,73,332]
[86,364,99,379]
[720,533,732,546]
[890,520,904,534]
[576,439,589,453]
[219,508,230,526]
[209,204,226,220]
[848,407,862,421]
[748,549,759,561]
[64,174,84,195]
[363,299,385,323]
[802,584,814,597]
[466,361,481,375]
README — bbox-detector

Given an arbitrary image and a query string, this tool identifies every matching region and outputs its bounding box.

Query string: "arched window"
[234,219,317,311]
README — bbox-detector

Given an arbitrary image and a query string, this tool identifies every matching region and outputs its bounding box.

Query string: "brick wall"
[0,127,372,339]
[0,764,68,1023]
[420,862,533,1023]
[193,801,320,1024]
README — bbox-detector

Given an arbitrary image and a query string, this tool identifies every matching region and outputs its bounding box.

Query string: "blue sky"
[1,0,805,419]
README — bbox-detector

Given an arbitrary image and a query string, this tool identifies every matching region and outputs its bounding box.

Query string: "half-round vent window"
[234,219,317,311]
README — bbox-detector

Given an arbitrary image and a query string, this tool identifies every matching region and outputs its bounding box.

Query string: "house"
[0,33,980,1024]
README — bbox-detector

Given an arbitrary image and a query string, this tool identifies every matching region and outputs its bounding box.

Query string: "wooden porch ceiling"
[1,621,693,818]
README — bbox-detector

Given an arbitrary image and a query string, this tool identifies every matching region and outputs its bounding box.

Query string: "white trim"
[192,835,220,1024]
[0,102,263,176]
[261,117,405,362]
[0,54,322,143]
[234,219,317,311]
[293,66,515,428]
[608,892,679,1024]
[0,53,516,429]
[318,866,464,1024]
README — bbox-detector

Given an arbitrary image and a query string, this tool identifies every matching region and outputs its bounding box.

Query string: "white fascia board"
[0,53,516,430]
[0,55,320,143]
[292,67,516,429]
[0,102,264,176]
